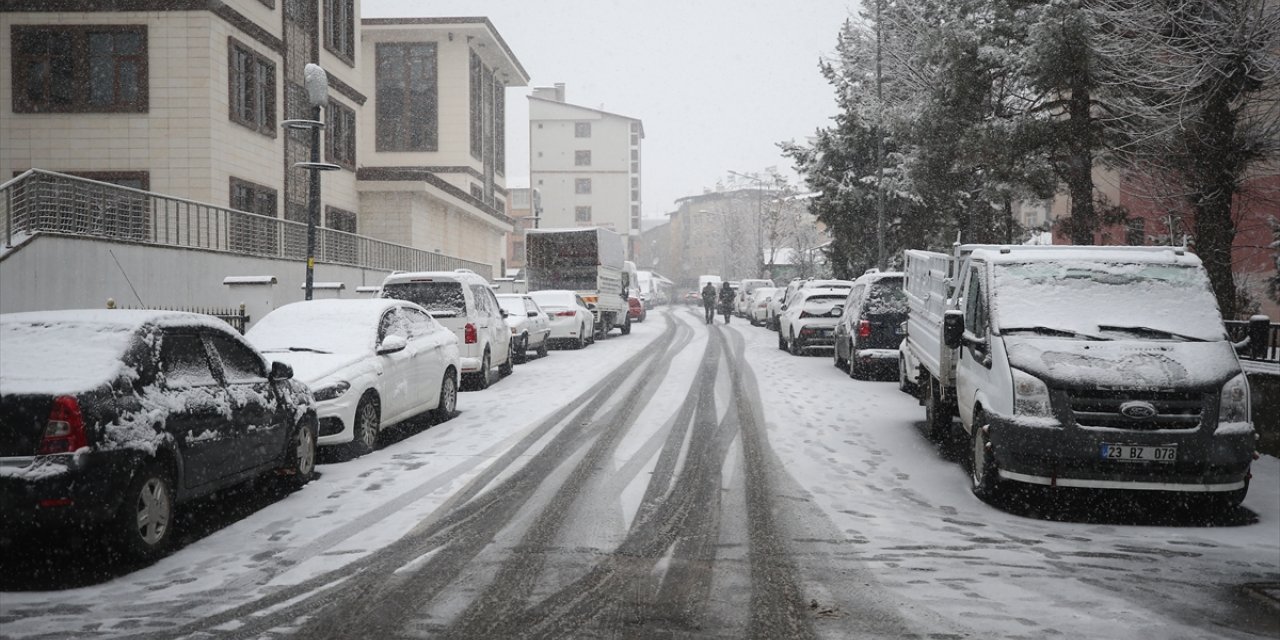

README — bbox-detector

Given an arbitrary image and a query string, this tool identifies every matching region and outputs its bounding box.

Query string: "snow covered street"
[1,306,1277,639]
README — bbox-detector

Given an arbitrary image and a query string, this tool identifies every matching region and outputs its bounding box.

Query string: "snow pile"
[248,299,399,354]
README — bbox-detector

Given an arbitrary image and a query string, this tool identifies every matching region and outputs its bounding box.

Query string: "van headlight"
[1219,373,1250,423]
[313,380,350,402]
[1012,369,1052,417]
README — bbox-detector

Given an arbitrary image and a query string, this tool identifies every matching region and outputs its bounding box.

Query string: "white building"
[528,84,643,257]
[0,4,528,277]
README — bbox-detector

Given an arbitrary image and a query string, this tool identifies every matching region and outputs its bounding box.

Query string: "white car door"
[953,262,998,433]
[525,297,550,345]
[480,288,511,364]
[376,308,416,422]
[402,306,446,411]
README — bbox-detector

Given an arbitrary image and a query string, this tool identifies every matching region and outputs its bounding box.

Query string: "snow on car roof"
[965,245,1203,267]
[0,309,229,395]
[852,271,903,285]
[247,299,414,354]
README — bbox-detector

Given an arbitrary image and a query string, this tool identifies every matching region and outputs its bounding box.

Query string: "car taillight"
[858,320,872,338]
[555,311,576,317]
[800,311,813,318]
[464,323,478,344]
[39,395,88,455]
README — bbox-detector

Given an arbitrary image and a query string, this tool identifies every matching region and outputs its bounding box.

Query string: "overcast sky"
[364,1,858,218]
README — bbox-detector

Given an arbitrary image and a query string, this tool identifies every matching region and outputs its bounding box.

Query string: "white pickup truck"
[900,244,1263,507]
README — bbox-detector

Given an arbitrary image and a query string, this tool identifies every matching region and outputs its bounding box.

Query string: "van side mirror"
[1239,315,1272,359]
[943,310,965,349]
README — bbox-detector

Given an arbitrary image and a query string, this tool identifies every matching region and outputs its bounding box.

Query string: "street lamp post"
[283,63,341,301]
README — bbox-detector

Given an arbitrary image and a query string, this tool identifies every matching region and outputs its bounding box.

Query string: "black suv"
[833,272,908,379]
[0,310,316,560]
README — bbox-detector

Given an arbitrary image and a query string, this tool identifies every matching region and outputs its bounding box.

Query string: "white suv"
[380,269,513,390]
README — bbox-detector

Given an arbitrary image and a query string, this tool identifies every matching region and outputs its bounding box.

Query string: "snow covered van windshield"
[992,261,1227,342]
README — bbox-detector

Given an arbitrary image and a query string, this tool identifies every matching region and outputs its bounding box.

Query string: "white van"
[380,269,513,390]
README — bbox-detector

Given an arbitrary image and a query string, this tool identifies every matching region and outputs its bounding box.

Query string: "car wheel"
[536,334,549,358]
[788,331,802,356]
[498,341,514,376]
[432,369,457,422]
[969,415,1005,502]
[576,324,587,350]
[116,462,175,560]
[622,314,632,335]
[778,330,788,351]
[834,338,848,371]
[281,416,317,488]
[849,350,865,380]
[349,393,381,457]
[472,349,493,389]
[513,335,528,364]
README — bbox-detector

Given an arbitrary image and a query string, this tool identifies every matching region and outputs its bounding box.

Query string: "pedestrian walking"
[701,282,717,324]
[718,281,734,324]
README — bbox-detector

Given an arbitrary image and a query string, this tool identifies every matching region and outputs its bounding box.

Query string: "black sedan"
[0,310,317,560]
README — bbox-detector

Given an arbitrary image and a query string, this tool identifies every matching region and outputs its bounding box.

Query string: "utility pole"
[875,0,886,271]
[284,64,340,301]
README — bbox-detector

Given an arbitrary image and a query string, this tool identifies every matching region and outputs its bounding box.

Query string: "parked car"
[0,310,317,560]
[380,269,513,390]
[778,288,848,354]
[833,272,907,379]
[496,293,552,363]
[748,286,778,326]
[528,290,596,349]
[773,279,853,330]
[628,295,647,323]
[246,299,459,458]
[735,278,775,316]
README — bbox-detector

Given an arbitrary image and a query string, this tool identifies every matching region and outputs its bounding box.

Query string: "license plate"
[1100,443,1177,463]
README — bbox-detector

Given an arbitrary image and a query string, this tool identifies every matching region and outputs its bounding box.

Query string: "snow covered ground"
[0,306,1276,639]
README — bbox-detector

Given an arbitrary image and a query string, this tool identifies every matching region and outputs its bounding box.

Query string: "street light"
[727,170,766,279]
[282,63,340,301]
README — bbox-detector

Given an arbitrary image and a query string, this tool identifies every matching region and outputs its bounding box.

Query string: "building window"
[631,161,639,173]
[471,183,484,199]
[575,178,592,194]
[513,240,524,258]
[630,122,639,132]
[575,206,592,222]
[631,176,639,188]
[228,38,276,136]
[230,178,277,217]
[631,189,639,202]
[376,42,437,151]
[575,122,591,138]
[631,149,639,161]
[326,206,357,232]
[1126,218,1146,246]
[470,51,483,160]
[575,150,592,167]
[326,99,356,170]
[323,0,355,65]
[494,76,505,176]
[12,25,148,113]
[631,133,639,146]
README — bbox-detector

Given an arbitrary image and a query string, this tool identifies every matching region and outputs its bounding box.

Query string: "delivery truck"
[525,227,630,337]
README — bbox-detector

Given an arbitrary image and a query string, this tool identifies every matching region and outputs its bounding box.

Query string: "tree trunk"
[1189,94,1242,319]
[1065,85,1097,245]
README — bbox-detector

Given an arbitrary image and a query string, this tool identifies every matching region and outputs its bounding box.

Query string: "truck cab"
[938,245,1256,507]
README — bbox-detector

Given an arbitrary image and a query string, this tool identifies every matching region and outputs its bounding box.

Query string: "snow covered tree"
[1095,0,1280,318]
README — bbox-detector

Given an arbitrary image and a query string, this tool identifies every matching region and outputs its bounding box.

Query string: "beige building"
[0,4,527,276]
[504,186,538,271]
[528,84,643,257]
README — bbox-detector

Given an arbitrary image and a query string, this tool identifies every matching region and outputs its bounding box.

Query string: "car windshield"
[247,303,379,354]
[496,296,526,316]
[381,281,466,317]
[529,292,573,309]
[992,261,1225,342]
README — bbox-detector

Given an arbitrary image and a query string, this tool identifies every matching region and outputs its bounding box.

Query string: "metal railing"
[107,299,250,334]
[1,169,491,279]
[1225,319,1280,363]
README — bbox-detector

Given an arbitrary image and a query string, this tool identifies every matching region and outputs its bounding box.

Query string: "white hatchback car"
[247,298,460,458]
[528,290,596,350]
[380,269,514,390]
[496,293,552,363]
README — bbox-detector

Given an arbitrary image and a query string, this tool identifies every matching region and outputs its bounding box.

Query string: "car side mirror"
[1236,315,1271,359]
[378,334,408,355]
[832,305,844,317]
[500,309,509,319]
[269,361,294,381]
[587,303,597,311]
[943,310,965,349]
[527,311,538,318]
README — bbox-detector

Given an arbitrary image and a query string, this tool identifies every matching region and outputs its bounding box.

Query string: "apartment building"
[528,84,643,258]
[0,4,527,275]
[504,186,538,271]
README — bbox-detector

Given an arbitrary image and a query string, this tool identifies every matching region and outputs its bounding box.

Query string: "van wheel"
[924,380,954,441]
[468,349,492,390]
[970,416,1005,502]
[898,359,918,396]
[116,462,175,560]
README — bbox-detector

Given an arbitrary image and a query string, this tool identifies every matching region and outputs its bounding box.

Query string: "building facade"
[528,84,643,257]
[504,186,537,272]
[1,4,527,276]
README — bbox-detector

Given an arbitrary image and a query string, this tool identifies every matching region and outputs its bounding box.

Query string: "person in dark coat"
[718,281,735,324]
[701,282,717,324]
